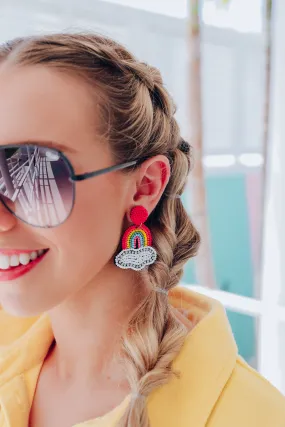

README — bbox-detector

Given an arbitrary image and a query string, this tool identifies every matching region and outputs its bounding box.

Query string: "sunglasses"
[0,144,138,228]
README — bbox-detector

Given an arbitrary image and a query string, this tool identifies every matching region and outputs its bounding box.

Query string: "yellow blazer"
[0,287,284,426]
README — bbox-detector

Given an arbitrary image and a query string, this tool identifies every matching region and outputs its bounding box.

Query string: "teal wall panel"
[226,310,256,364]
[182,174,255,364]
[206,175,254,297]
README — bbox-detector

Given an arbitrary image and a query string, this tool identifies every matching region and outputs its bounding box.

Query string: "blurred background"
[1,0,284,393]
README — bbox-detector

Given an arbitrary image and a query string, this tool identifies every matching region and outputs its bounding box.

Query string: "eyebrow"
[17,139,77,154]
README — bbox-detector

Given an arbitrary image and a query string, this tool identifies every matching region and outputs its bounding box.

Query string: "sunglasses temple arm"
[71,160,138,182]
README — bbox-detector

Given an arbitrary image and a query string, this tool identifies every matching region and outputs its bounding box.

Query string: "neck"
[47,263,149,384]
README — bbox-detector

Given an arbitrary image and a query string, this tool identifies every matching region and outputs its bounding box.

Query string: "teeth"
[0,249,47,270]
[0,255,10,270]
[19,253,31,266]
[30,251,37,260]
[10,254,20,267]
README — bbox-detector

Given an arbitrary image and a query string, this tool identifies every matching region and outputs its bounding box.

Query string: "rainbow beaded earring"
[115,206,157,271]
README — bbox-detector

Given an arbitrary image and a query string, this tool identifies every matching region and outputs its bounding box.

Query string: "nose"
[0,196,17,232]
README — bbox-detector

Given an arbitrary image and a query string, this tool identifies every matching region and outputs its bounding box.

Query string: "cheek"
[0,175,130,316]
[49,176,127,283]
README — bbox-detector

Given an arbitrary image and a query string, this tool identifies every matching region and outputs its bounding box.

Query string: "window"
[100,0,263,33]
[203,0,263,33]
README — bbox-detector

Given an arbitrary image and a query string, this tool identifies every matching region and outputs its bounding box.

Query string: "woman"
[0,33,283,427]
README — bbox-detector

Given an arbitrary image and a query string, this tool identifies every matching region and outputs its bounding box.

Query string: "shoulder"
[208,356,285,427]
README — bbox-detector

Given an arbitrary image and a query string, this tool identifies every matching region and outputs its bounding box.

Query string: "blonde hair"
[0,33,200,426]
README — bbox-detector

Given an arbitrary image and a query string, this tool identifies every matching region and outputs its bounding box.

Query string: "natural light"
[100,0,262,32]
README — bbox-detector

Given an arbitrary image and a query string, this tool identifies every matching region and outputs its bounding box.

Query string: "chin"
[0,292,51,318]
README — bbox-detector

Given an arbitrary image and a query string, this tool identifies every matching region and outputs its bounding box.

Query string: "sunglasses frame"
[0,144,139,228]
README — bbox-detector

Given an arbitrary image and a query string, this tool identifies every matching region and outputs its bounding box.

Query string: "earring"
[115,206,157,271]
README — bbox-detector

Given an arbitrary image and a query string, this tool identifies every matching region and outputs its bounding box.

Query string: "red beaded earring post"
[115,206,157,271]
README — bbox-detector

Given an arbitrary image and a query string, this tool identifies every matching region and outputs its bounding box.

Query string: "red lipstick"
[0,250,48,282]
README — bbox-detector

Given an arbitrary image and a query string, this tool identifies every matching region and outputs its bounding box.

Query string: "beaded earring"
[115,206,157,271]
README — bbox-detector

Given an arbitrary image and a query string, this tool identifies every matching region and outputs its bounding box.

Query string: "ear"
[131,155,170,215]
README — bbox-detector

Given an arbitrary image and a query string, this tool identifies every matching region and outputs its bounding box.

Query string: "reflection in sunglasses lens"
[0,145,74,227]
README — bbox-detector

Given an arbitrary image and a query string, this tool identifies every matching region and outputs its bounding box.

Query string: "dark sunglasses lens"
[0,145,74,227]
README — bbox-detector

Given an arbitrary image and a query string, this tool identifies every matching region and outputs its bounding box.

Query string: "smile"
[0,249,49,281]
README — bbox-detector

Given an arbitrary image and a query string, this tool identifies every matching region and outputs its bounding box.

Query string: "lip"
[0,250,49,282]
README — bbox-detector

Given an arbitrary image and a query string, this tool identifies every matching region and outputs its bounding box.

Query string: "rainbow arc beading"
[122,224,152,250]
